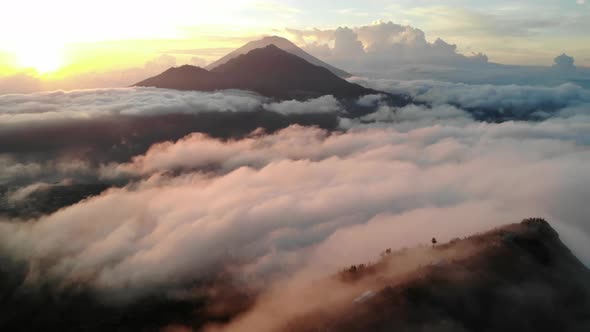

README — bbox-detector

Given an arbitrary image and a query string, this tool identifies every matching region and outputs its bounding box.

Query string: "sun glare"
[15,45,64,74]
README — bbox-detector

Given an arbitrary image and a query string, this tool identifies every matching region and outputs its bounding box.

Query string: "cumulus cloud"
[554,53,575,70]
[285,21,590,88]
[333,27,365,57]
[288,21,489,73]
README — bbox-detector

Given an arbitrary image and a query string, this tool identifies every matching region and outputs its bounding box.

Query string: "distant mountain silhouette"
[206,36,350,78]
[135,45,376,100]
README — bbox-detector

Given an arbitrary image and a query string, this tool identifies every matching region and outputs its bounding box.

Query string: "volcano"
[205,35,351,78]
[134,44,377,100]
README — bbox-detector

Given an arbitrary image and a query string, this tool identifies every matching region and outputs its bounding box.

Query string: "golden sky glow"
[1,1,280,75]
[1,0,589,92]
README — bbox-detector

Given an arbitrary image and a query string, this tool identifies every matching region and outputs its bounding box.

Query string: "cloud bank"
[288,21,489,72]
[2,108,590,294]
[263,95,341,115]
[351,78,590,120]
[284,21,590,89]
[1,80,590,330]
[0,88,342,180]
[0,88,263,125]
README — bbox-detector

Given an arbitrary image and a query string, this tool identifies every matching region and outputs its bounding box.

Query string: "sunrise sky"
[1,0,589,83]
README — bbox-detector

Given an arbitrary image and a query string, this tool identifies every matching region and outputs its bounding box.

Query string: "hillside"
[281,219,590,332]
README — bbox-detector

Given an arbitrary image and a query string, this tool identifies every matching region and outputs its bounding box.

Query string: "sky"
[0,0,589,87]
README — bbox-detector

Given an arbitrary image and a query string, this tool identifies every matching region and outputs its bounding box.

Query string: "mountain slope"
[282,218,590,332]
[210,44,373,99]
[1,219,588,332]
[205,36,351,78]
[135,45,377,100]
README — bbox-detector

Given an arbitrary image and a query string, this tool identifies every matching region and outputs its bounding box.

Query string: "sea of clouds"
[1,80,589,330]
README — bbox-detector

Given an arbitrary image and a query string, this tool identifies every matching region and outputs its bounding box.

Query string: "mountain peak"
[162,64,208,74]
[259,35,293,44]
[262,43,282,50]
[211,43,303,72]
[248,43,284,55]
[205,36,351,77]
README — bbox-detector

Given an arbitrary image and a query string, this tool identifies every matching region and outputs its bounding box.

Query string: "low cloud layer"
[1,81,590,330]
[2,108,590,292]
[263,95,341,115]
[351,78,590,120]
[0,88,342,180]
[0,88,263,125]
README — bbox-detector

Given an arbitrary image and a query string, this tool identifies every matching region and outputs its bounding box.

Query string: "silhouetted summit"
[134,45,376,100]
[206,35,351,77]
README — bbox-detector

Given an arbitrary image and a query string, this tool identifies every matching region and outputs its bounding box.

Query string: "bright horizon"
[1,0,589,84]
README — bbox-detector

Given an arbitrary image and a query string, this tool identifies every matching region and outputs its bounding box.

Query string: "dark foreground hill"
[135,45,378,100]
[284,218,590,332]
[1,219,588,331]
